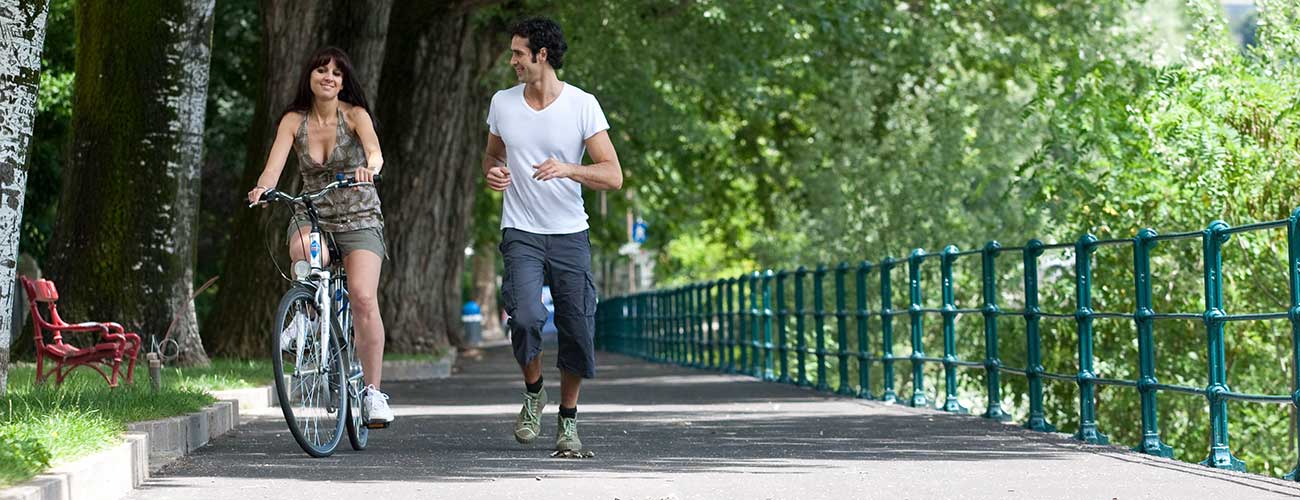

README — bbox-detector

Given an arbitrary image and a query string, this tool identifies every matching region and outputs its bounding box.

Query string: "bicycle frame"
[252,176,375,397]
[299,197,333,384]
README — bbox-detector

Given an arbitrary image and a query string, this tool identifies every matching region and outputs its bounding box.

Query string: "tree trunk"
[376,3,503,353]
[472,240,501,337]
[204,0,390,357]
[0,0,51,395]
[44,0,215,367]
[328,0,393,101]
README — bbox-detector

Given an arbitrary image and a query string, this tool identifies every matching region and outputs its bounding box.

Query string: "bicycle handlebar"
[247,173,382,208]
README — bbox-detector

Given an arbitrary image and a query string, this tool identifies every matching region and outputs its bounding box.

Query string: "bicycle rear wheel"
[271,286,346,457]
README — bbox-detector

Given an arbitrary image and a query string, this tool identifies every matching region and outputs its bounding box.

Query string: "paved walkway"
[126,346,1300,500]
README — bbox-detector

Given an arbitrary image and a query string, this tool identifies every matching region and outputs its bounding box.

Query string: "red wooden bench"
[19,276,141,387]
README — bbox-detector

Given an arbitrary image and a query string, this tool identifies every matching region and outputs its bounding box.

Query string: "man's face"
[510,36,546,83]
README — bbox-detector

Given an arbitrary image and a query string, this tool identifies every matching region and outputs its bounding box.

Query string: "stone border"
[0,352,456,500]
[0,390,267,500]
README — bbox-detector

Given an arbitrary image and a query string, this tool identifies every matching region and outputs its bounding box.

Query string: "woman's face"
[311,59,343,100]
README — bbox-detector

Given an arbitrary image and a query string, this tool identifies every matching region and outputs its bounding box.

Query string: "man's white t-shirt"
[487,82,609,234]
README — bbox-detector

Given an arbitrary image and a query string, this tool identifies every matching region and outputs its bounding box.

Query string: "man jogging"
[482,17,622,453]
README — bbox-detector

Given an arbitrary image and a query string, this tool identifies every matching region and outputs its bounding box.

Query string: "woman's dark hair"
[281,47,373,122]
[510,17,567,70]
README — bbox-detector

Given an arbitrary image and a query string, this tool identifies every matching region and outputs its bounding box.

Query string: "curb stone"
[0,392,266,500]
[0,352,456,500]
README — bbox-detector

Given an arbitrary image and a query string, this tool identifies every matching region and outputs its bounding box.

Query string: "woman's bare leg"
[344,249,384,388]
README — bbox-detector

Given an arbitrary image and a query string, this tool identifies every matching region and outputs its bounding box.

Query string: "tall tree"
[45,0,216,366]
[205,0,391,357]
[374,2,511,352]
[0,0,52,395]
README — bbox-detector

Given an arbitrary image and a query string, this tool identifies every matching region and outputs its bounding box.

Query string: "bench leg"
[123,334,141,384]
[35,352,48,385]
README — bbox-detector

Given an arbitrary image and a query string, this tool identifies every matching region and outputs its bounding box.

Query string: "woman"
[246,47,393,426]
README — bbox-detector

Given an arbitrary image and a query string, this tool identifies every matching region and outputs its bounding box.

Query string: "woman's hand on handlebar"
[354,166,378,184]
[247,186,270,205]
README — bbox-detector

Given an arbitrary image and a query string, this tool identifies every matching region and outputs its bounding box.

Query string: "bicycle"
[250,173,381,457]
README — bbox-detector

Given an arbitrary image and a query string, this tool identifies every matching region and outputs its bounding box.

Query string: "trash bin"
[462,301,484,346]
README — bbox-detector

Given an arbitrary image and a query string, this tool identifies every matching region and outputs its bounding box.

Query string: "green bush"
[0,426,52,487]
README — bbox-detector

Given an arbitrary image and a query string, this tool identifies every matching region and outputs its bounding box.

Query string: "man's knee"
[509,302,548,330]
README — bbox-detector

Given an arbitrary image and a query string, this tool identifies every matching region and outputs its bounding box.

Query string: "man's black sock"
[559,406,577,419]
[526,376,544,394]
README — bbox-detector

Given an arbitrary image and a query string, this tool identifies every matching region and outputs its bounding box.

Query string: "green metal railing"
[594,209,1300,479]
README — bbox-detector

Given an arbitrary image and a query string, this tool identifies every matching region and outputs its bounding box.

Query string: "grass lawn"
[383,347,452,362]
[0,358,273,488]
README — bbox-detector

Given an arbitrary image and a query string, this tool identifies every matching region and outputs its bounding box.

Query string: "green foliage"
[23,0,76,262]
[0,426,51,488]
[594,0,1300,479]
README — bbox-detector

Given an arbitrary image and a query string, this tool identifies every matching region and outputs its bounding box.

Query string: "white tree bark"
[165,0,216,366]
[0,0,51,396]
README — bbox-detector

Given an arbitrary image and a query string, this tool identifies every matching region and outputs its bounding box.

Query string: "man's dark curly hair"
[510,17,567,70]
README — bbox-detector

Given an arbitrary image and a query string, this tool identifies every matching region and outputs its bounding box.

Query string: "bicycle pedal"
[364,421,390,429]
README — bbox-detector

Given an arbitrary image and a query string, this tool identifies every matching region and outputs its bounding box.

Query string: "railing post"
[702,283,712,368]
[836,263,853,395]
[688,284,697,366]
[659,289,669,363]
[908,249,929,408]
[751,271,763,378]
[1074,234,1109,445]
[857,261,875,399]
[776,270,791,384]
[670,287,680,365]
[1134,228,1174,457]
[639,292,648,359]
[691,283,702,368]
[795,266,809,386]
[715,279,726,370]
[981,241,1010,421]
[1286,207,1300,482]
[939,246,967,413]
[1023,240,1055,431]
[704,281,714,370]
[681,284,691,366]
[662,288,672,364]
[644,290,655,361]
[814,264,830,392]
[726,278,737,373]
[743,272,754,374]
[880,258,898,403]
[1200,221,1245,471]
[687,284,698,368]
[763,270,776,381]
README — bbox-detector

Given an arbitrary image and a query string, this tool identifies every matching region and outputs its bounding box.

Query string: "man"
[482,17,622,453]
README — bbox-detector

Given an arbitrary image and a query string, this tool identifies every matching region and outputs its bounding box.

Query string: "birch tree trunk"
[0,0,51,395]
[376,2,503,352]
[45,0,216,367]
[205,0,390,357]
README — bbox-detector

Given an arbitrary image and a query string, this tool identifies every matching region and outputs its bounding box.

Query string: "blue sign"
[632,221,648,244]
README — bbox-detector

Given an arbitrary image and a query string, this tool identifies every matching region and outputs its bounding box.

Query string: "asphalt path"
[125,346,1300,500]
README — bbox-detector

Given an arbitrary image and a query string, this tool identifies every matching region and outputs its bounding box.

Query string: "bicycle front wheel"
[344,311,369,450]
[271,285,346,457]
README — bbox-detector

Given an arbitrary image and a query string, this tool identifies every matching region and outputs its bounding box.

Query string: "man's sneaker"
[555,415,581,452]
[280,313,308,352]
[514,387,547,444]
[363,384,394,426]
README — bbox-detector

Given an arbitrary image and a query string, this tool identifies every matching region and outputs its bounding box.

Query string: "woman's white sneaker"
[364,384,394,425]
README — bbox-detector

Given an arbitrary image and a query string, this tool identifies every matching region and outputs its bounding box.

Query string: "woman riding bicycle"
[246,46,394,426]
